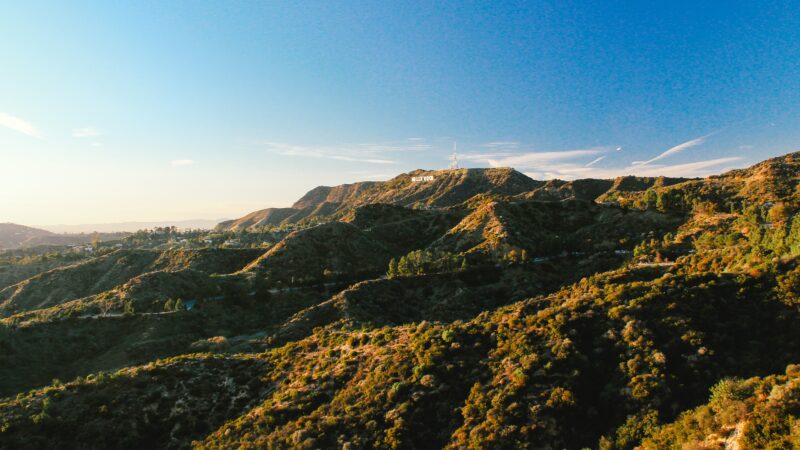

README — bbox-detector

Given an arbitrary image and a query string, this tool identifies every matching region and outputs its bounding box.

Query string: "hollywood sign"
[411,175,435,182]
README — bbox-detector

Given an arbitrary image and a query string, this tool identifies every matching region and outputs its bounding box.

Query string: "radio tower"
[449,142,459,169]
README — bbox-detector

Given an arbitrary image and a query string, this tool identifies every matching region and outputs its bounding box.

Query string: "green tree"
[644,189,658,210]
[387,258,398,279]
[163,298,175,312]
[397,256,410,276]
[174,298,184,311]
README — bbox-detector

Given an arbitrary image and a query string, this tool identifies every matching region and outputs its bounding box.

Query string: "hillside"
[5,152,800,448]
[0,224,54,249]
[218,167,541,230]
[0,248,264,318]
[0,223,128,250]
[432,198,682,258]
[242,222,393,284]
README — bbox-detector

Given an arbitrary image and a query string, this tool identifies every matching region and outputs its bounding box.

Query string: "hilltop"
[218,166,701,233]
[4,151,800,448]
[217,167,540,230]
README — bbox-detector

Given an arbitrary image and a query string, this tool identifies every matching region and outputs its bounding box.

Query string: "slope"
[219,167,540,230]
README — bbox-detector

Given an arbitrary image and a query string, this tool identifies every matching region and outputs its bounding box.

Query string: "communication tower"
[449,142,459,169]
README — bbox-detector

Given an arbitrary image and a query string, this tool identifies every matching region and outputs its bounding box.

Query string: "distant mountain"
[42,219,227,234]
[0,223,54,249]
[0,223,129,250]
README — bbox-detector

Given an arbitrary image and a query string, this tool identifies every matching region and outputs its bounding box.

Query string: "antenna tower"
[449,142,459,169]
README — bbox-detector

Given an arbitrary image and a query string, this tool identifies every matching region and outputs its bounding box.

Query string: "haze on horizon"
[2,1,799,226]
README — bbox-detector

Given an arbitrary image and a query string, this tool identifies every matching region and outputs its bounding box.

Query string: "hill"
[242,222,393,285]
[0,248,263,318]
[0,224,54,250]
[432,198,682,258]
[218,167,541,230]
[0,223,128,250]
[5,152,800,448]
[43,219,225,233]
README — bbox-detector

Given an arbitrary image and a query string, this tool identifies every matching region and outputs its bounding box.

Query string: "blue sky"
[1,1,799,225]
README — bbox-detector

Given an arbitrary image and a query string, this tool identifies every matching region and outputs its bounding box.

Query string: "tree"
[174,298,184,311]
[387,258,398,279]
[99,299,114,316]
[164,298,175,312]
[123,301,135,316]
[644,189,658,210]
[767,203,790,223]
[397,256,410,276]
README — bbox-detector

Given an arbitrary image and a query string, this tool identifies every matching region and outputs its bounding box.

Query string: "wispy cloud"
[483,141,519,149]
[520,156,744,181]
[459,152,516,162]
[482,148,606,169]
[0,112,40,138]
[622,157,743,178]
[585,155,606,167]
[633,132,715,166]
[72,126,101,138]
[348,170,396,181]
[171,159,196,166]
[259,142,399,165]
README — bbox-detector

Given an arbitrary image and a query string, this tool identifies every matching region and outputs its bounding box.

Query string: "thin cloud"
[260,142,397,165]
[521,156,744,181]
[623,157,743,178]
[483,141,519,149]
[585,156,606,167]
[171,159,196,166]
[348,171,396,181]
[633,132,716,166]
[0,112,41,138]
[459,152,516,161]
[73,126,101,138]
[484,148,606,168]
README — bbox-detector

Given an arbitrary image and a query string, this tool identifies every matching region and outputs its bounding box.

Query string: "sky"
[1,1,799,227]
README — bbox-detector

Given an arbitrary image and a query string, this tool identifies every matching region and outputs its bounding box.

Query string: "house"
[223,239,241,247]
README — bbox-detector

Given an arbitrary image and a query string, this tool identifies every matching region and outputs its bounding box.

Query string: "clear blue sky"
[2,1,799,225]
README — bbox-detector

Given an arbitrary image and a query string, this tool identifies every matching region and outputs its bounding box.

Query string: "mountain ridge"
[218,167,540,230]
[5,151,800,448]
[217,166,702,231]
